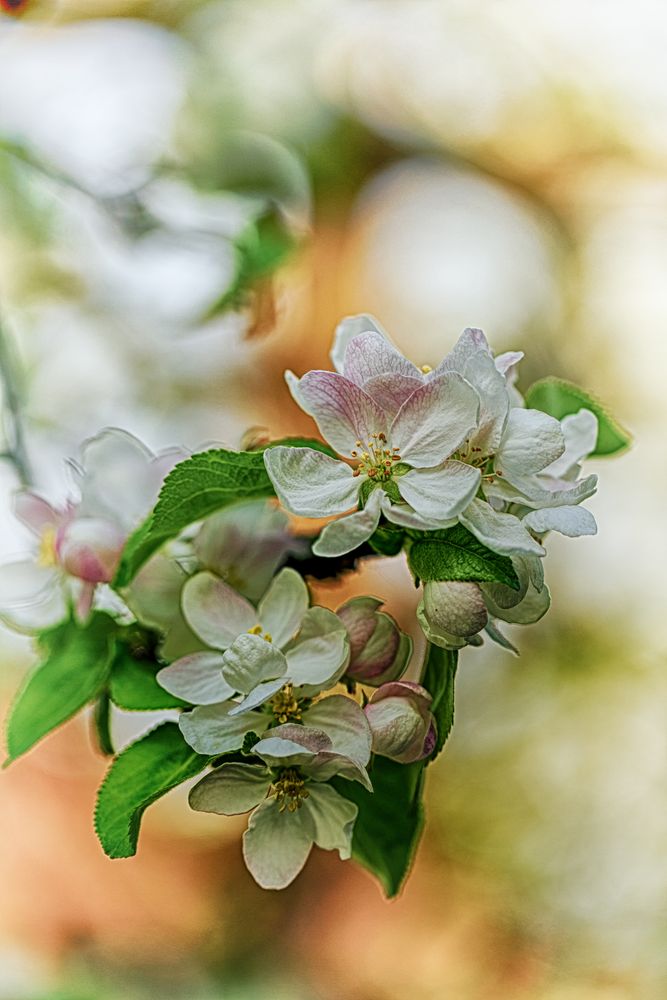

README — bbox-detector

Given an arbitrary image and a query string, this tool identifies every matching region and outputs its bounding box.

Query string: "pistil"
[351,432,402,481]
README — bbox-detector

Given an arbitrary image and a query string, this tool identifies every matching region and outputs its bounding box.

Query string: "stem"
[92,690,114,756]
[0,314,31,486]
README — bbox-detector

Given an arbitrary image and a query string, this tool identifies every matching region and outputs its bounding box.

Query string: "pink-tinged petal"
[434,327,491,374]
[56,517,126,583]
[364,682,434,764]
[72,580,96,622]
[397,462,481,523]
[362,373,424,417]
[459,498,545,557]
[254,726,333,767]
[13,491,61,535]
[462,351,509,454]
[264,446,359,518]
[303,695,372,768]
[390,372,480,467]
[523,505,597,538]
[285,371,390,457]
[303,783,357,858]
[157,652,235,704]
[330,313,389,374]
[496,409,565,479]
[257,567,309,649]
[182,571,256,650]
[179,702,269,755]
[189,763,271,815]
[243,798,314,889]
[342,331,421,385]
[311,488,382,557]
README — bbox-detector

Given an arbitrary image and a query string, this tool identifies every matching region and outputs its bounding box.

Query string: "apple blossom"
[336,596,413,686]
[363,681,436,764]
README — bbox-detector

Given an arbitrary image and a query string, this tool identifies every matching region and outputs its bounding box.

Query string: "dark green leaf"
[407,524,519,589]
[421,643,458,759]
[524,376,631,457]
[93,690,114,756]
[94,722,208,859]
[109,645,187,711]
[5,612,116,763]
[114,448,274,586]
[369,523,405,557]
[332,757,425,898]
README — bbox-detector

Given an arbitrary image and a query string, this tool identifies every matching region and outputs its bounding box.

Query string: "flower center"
[351,432,402,482]
[420,364,432,374]
[247,623,273,643]
[270,683,302,724]
[269,767,309,812]
[37,526,58,568]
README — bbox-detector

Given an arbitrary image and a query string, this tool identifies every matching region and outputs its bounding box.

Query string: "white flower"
[188,723,371,889]
[0,429,185,631]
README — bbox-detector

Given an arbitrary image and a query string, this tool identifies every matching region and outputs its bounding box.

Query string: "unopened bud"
[364,681,436,763]
[336,596,412,686]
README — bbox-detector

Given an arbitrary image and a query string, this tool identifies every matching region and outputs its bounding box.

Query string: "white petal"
[124,554,186,630]
[286,371,390,458]
[362,373,424,417]
[75,427,156,527]
[459,498,545,557]
[254,729,331,768]
[179,702,268,755]
[156,652,235,705]
[297,605,348,643]
[483,581,551,625]
[342,331,421,384]
[494,350,524,376]
[484,619,519,655]
[496,409,565,479]
[397,462,481,523]
[435,327,491,373]
[462,351,509,453]
[523,505,597,538]
[303,695,372,768]
[329,313,389,373]
[189,764,271,815]
[228,677,287,715]
[304,783,358,858]
[312,489,382,557]
[221,633,287,694]
[182,571,256,649]
[486,473,598,509]
[302,751,373,790]
[285,630,350,692]
[257,567,309,649]
[0,561,67,633]
[542,408,598,479]
[264,446,359,518]
[243,798,314,890]
[391,372,480,467]
[381,496,454,531]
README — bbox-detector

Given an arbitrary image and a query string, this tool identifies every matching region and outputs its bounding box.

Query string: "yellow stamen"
[270,682,302,724]
[37,526,57,568]
[269,768,309,813]
[420,364,432,374]
[247,624,272,642]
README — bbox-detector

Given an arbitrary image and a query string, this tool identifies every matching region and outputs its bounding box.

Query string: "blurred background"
[0,2,665,998]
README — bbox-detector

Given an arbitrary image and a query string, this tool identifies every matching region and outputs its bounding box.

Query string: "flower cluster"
[1,313,623,894]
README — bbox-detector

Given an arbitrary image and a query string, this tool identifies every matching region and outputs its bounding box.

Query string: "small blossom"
[188,723,371,889]
[336,596,412,686]
[0,429,185,631]
[364,681,436,764]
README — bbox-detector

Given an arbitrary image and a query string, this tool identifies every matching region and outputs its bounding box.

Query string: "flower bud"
[363,681,436,763]
[336,596,412,686]
[56,517,126,583]
[418,580,488,650]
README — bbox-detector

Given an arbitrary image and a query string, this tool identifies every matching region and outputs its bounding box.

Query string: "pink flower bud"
[363,681,436,763]
[56,517,126,583]
[336,597,412,686]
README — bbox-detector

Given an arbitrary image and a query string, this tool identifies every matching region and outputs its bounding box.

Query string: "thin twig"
[0,313,31,486]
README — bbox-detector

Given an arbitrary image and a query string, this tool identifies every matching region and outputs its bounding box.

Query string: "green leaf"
[114,448,275,587]
[109,645,187,711]
[332,757,426,898]
[368,523,405,557]
[421,643,458,759]
[5,613,116,763]
[94,722,208,858]
[406,524,519,589]
[524,376,631,457]
[203,208,295,319]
